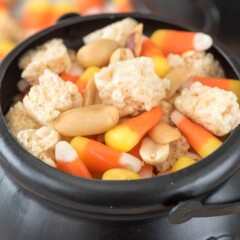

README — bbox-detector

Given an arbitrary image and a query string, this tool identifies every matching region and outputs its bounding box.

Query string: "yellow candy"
[151,56,170,78]
[104,125,139,152]
[52,1,78,22]
[102,168,141,180]
[81,66,100,80]
[171,157,196,172]
[150,29,166,49]
[0,39,15,60]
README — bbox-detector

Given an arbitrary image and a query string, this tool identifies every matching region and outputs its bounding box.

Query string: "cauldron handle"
[56,13,81,23]
[169,200,240,224]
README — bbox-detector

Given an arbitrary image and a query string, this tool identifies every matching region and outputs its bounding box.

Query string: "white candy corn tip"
[194,33,213,51]
[170,111,184,125]
[55,141,78,162]
[120,153,143,173]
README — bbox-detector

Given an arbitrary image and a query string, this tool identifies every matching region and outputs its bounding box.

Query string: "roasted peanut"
[54,104,119,137]
[125,23,143,56]
[110,48,134,64]
[83,77,97,106]
[140,137,170,165]
[148,122,181,144]
[164,67,195,99]
[77,39,119,68]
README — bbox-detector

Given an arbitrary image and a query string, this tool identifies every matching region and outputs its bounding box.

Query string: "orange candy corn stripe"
[60,72,79,84]
[140,39,164,57]
[184,77,240,103]
[105,107,164,152]
[71,136,142,174]
[22,0,53,31]
[55,141,92,179]
[151,29,213,55]
[171,111,222,158]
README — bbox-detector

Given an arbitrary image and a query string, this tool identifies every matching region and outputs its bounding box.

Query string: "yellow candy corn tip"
[198,138,222,158]
[172,157,196,172]
[70,136,89,158]
[102,168,141,180]
[150,29,166,49]
[105,125,139,152]
[151,56,170,78]
[81,67,100,80]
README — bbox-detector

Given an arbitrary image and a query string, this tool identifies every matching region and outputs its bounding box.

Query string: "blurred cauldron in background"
[131,0,240,58]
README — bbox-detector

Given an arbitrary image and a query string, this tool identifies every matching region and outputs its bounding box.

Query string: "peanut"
[83,77,97,106]
[148,122,181,144]
[77,39,119,68]
[109,48,134,64]
[140,137,170,165]
[164,67,195,99]
[125,23,143,56]
[54,104,119,137]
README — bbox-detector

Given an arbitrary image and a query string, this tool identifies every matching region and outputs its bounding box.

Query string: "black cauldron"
[1,13,240,240]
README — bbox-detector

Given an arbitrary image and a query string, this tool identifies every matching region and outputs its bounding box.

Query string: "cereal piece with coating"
[23,69,83,125]
[95,57,170,117]
[174,82,240,136]
[17,126,60,162]
[39,150,57,168]
[19,39,71,85]
[83,17,138,47]
[167,50,225,78]
[5,101,41,137]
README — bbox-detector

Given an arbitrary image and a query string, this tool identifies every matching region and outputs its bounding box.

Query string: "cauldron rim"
[0,13,240,219]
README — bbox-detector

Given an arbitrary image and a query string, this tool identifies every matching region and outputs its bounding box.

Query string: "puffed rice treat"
[174,82,240,136]
[23,69,83,125]
[39,150,57,168]
[167,50,225,78]
[17,126,60,163]
[83,17,138,46]
[95,57,170,117]
[19,39,71,85]
[5,102,41,136]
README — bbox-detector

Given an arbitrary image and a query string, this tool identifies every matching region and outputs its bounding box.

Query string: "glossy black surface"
[0,13,240,239]
[132,0,240,57]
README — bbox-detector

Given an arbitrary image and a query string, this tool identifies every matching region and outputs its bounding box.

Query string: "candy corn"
[137,163,153,179]
[171,156,196,172]
[181,77,240,103]
[128,139,143,160]
[0,39,15,61]
[70,136,142,174]
[140,39,170,78]
[76,66,100,95]
[51,1,78,24]
[140,39,164,57]
[22,0,53,36]
[60,72,79,84]
[102,168,141,180]
[55,141,92,178]
[151,29,213,55]
[111,0,133,13]
[171,111,222,158]
[105,107,164,152]
[73,0,104,14]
